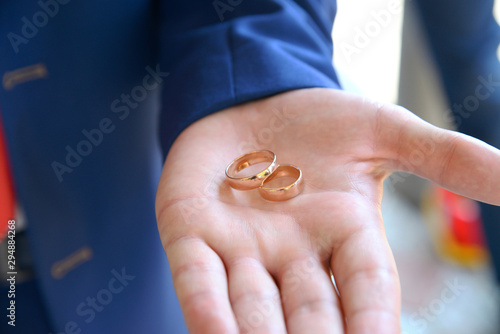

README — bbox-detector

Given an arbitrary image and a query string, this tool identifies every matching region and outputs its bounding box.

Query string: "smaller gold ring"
[258,164,304,201]
[225,150,277,190]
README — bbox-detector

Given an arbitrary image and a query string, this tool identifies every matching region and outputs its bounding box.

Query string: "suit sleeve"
[158,0,341,153]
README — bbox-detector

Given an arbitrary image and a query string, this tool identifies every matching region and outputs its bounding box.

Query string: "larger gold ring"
[225,150,277,190]
[258,164,304,201]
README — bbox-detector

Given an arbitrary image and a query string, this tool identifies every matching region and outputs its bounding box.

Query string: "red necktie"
[0,111,15,241]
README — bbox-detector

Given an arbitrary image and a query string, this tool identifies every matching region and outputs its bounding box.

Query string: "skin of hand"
[155,88,500,334]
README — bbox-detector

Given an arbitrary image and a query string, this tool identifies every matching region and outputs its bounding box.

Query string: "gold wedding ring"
[225,150,277,190]
[258,164,304,201]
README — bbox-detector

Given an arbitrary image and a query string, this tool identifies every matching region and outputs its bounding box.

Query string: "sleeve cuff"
[158,1,341,154]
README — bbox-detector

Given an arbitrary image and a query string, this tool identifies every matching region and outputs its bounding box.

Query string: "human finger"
[277,251,345,333]
[227,256,286,333]
[330,215,400,334]
[165,236,238,333]
[376,104,500,205]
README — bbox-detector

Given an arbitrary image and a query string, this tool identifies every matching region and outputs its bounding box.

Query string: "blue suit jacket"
[0,0,339,332]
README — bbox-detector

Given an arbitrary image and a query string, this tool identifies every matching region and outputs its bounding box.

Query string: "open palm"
[156,88,500,333]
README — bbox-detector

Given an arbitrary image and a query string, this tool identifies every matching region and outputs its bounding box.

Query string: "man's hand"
[156,88,500,333]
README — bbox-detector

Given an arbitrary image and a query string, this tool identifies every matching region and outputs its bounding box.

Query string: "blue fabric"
[157,0,340,152]
[415,0,500,281]
[0,0,340,332]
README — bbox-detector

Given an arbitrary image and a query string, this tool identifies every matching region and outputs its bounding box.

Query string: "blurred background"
[333,0,500,333]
